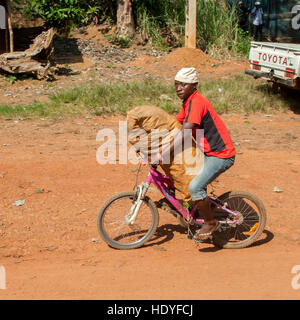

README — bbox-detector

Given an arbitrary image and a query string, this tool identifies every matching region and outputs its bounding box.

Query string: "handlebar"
[136,151,161,169]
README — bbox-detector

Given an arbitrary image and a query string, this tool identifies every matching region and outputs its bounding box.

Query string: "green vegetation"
[105,36,131,48]
[5,75,17,84]
[195,0,251,57]
[134,0,250,55]
[134,0,185,51]
[20,0,250,56]
[198,75,280,114]
[0,76,295,119]
[24,0,99,35]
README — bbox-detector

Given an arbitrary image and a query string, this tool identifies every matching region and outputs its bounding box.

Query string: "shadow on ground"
[143,223,274,252]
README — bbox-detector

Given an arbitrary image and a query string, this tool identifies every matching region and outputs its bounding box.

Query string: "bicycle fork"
[125,182,150,225]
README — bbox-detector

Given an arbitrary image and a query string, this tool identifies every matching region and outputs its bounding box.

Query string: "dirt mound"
[127,46,248,82]
[160,47,217,70]
[72,25,112,45]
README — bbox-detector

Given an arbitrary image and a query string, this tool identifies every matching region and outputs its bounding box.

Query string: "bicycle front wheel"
[97,191,159,250]
[212,190,267,249]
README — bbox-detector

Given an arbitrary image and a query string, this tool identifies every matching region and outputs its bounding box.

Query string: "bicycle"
[97,161,267,250]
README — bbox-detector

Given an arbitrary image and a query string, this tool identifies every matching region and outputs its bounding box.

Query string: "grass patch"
[200,75,299,114]
[105,35,131,48]
[0,76,296,119]
[0,103,47,118]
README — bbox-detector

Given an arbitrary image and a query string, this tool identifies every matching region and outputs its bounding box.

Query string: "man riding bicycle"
[152,67,236,242]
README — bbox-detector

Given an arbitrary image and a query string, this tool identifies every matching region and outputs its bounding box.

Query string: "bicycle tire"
[212,190,267,249]
[97,191,159,250]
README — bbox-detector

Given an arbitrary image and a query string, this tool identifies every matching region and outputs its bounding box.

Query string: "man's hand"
[140,158,147,166]
[151,153,162,169]
[150,121,196,169]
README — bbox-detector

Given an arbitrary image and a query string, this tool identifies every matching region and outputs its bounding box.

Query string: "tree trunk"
[6,0,13,52]
[117,0,135,39]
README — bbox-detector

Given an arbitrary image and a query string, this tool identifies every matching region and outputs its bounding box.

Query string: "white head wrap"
[255,1,261,5]
[174,67,198,84]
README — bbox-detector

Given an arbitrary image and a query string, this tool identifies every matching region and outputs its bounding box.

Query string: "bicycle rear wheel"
[212,190,267,249]
[97,191,159,249]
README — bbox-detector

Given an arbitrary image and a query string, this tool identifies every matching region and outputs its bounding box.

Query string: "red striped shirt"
[176,90,236,158]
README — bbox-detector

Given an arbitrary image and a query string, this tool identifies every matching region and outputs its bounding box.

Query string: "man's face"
[175,81,198,100]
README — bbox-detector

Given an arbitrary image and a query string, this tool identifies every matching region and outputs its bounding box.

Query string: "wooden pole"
[185,0,197,48]
[6,0,13,52]
[5,14,9,52]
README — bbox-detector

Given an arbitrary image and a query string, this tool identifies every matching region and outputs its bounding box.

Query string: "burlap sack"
[127,105,203,202]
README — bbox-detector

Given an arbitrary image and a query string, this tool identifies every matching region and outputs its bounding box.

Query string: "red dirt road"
[0,112,299,300]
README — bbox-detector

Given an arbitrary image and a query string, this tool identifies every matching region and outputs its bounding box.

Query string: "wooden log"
[0,28,55,79]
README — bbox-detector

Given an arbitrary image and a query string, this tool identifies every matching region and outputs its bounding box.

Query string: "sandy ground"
[0,110,299,300]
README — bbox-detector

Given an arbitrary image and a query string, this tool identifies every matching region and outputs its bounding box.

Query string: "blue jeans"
[189,155,235,201]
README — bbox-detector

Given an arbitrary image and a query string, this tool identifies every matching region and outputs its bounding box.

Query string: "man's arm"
[152,121,196,165]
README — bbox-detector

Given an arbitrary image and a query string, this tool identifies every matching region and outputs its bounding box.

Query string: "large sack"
[127,105,203,202]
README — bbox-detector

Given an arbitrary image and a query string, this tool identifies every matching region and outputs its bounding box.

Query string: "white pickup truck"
[245,42,300,91]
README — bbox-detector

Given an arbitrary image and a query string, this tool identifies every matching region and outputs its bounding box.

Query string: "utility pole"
[185,0,196,48]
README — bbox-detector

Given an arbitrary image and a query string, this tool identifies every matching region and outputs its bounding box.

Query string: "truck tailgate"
[249,42,300,79]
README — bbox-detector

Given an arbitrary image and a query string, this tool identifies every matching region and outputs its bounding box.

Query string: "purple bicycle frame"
[146,168,239,225]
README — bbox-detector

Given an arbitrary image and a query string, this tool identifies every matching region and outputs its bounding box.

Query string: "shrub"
[24,0,99,34]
